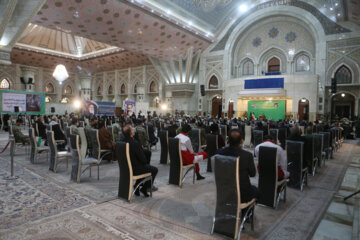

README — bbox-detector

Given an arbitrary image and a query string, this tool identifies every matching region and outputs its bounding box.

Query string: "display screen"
[0,90,45,114]
[248,100,285,121]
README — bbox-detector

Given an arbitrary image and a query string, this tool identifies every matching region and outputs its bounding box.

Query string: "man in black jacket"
[122,124,158,197]
[216,129,258,203]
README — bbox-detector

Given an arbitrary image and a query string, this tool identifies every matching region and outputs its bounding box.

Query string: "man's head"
[263,135,274,143]
[228,129,243,147]
[98,120,105,129]
[52,116,58,122]
[122,124,134,138]
[181,124,192,134]
[16,118,23,125]
[210,123,219,133]
[71,117,78,126]
[290,126,301,138]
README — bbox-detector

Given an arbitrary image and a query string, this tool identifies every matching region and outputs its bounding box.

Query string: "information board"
[0,90,45,114]
[248,100,285,121]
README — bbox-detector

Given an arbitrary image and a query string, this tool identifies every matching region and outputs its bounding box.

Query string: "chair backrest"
[319,132,330,150]
[90,129,100,160]
[269,129,279,144]
[220,125,227,142]
[278,128,287,149]
[253,130,263,147]
[35,122,39,137]
[69,134,82,182]
[168,137,183,186]
[302,135,315,172]
[313,134,323,160]
[29,128,37,163]
[159,130,169,164]
[79,121,84,127]
[286,140,304,188]
[78,127,88,159]
[189,128,200,153]
[46,131,57,171]
[213,155,241,239]
[258,146,278,208]
[206,134,218,158]
[116,142,133,200]
[244,125,252,145]
[299,126,305,135]
[107,126,114,141]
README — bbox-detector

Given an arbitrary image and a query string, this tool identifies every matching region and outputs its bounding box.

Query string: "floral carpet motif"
[0,158,91,230]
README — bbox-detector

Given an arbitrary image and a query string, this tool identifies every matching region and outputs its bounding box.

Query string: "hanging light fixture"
[52,64,69,84]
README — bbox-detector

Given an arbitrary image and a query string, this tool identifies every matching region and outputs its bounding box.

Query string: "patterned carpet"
[0,130,357,240]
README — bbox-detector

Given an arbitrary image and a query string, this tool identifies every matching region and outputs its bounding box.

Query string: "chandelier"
[193,0,232,11]
[52,64,69,84]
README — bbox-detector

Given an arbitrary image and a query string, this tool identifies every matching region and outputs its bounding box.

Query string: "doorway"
[331,93,355,120]
[298,98,309,121]
[211,96,222,118]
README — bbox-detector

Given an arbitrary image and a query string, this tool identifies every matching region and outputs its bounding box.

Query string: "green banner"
[0,90,45,115]
[248,100,285,121]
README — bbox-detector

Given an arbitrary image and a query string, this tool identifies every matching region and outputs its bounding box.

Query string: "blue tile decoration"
[268,27,279,38]
[286,32,297,43]
[252,37,262,47]
[245,78,284,89]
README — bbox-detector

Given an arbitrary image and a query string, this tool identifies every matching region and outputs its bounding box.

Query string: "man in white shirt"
[175,124,207,180]
[255,135,290,179]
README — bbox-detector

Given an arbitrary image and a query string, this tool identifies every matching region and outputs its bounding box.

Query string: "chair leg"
[251,206,255,231]
[89,167,92,177]
[97,165,99,180]
[150,178,153,198]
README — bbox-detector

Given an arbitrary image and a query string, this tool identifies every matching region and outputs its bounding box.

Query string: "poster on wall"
[83,100,115,116]
[0,90,45,114]
[247,100,285,121]
[124,101,136,116]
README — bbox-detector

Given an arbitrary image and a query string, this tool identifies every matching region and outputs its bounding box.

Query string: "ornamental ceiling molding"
[211,0,351,52]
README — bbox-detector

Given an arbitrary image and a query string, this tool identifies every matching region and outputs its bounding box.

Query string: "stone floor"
[0,130,358,240]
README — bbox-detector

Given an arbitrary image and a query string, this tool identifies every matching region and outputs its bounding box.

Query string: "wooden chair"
[47,131,72,173]
[78,127,88,159]
[69,134,100,182]
[168,137,195,188]
[258,146,288,208]
[189,128,201,153]
[116,142,152,202]
[211,155,256,239]
[28,128,49,164]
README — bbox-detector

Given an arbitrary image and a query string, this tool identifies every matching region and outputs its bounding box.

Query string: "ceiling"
[5,0,360,74]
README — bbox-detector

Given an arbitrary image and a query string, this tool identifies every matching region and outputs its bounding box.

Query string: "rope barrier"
[0,141,10,154]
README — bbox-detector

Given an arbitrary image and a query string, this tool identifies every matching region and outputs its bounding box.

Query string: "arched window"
[121,84,126,94]
[335,65,352,84]
[134,84,137,94]
[45,83,54,93]
[45,96,51,103]
[149,81,156,92]
[242,60,254,76]
[295,54,310,72]
[108,85,113,95]
[208,76,219,89]
[61,97,69,103]
[64,85,72,94]
[97,86,102,95]
[0,79,10,89]
[268,57,280,72]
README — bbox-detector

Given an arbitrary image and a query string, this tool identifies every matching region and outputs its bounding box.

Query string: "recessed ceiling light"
[239,4,248,13]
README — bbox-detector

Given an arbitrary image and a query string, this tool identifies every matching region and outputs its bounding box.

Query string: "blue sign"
[244,78,284,89]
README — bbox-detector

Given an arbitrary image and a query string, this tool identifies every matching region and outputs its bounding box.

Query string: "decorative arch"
[327,59,359,85]
[108,85,114,95]
[0,78,10,89]
[205,70,222,90]
[258,47,287,74]
[61,97,69,103]
[267,57,280,72]
[45,82,55,93]
[241,58,255,76]
[133,83,138,94]
[97,86,102,95]
[149,81,157,93]
[64,85,73,95]
[208,75,219,89]
[45,96,51,103]
[294,51,312,73]
[335,65,352,84]
[120,83,126,94]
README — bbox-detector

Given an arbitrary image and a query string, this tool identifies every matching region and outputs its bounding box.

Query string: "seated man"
[122,124,158,196]
[50,116,67,150]
[36,116,47,140]
[216,129,258,202]
[175,124,207,180]
[135,119,149,149]
[112,119,122,142]
[147,120,158,147]
[13,119,29,145]
[98,121,115,150]
[70,117,79,135]
[210,123,225,149]
[255,135,290,180]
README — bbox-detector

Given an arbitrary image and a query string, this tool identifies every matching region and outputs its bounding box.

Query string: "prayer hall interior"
[1,0,360,239]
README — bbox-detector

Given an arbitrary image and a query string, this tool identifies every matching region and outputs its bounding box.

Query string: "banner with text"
[0,90,45,114]
[248,100,285,121]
